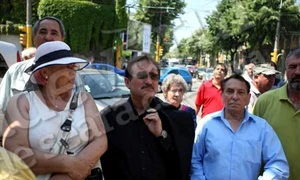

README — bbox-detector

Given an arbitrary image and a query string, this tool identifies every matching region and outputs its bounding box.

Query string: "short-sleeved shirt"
[248,83,261,112]
[195,80,224,118]
[253,84,300,179]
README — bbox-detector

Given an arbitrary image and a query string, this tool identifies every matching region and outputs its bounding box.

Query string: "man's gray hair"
[161,73,188,93]
[32,16,65,38]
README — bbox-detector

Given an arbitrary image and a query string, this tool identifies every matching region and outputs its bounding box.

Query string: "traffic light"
[271,51,278,63]
[19,25,27,47]
[20,34,27,46]
[159,46,163,56]
[113,39,117,50]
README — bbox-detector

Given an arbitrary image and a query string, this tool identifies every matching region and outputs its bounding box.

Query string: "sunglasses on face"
[136,71,160,80]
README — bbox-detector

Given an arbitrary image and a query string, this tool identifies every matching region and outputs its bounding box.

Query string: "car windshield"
[206,68,213,73]
[80,70,130,99]
[198,68,206,72]
[160,68,169,76]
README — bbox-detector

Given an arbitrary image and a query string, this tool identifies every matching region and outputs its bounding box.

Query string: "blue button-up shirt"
[190,109,289,180]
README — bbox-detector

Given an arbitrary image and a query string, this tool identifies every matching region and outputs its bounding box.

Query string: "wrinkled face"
[254,73,275,93]
[164,83,184,108]
[247,63,255,77]
[34,19,64,48]
[213,65,226,80]
[222,78,250,112]
[125,60,159,99]
[286,56,300,91]
[42,64,77,94]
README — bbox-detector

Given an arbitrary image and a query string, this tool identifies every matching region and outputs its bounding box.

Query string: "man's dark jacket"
[100,97,195,180]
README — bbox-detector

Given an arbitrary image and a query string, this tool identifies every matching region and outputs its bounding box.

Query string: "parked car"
[78,69,130,111]
[0,41,21,72]
[195,67,206,80]
[158,67,193,92]
[205,68,214,81]
[185,65,197,77]
[86,63,125,76]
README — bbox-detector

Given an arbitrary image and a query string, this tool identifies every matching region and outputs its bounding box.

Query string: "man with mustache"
[195,63,227,118]
[191,74,289,180]
[100,55,195,180]
[247,63,280,111]
[253,48,300,180]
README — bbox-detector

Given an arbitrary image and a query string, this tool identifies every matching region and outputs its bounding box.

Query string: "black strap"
[70,91,79,110]
[60,92,79,132]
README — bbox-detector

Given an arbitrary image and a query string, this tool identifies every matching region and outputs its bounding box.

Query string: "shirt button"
[141,151,144,154]
[142,167,145,171]
[140,136,144,139]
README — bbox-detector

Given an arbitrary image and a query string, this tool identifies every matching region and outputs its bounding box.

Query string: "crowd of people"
[0,15,298,180]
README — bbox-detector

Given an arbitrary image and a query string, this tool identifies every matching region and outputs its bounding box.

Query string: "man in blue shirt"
[190,74,289,180]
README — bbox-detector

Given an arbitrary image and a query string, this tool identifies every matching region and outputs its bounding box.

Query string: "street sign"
[142,24,151,53]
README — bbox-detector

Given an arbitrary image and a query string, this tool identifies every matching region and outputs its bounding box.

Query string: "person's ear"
[124,77,131,89]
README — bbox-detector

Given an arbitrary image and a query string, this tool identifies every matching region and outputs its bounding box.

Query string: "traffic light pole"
[272,0,282,64]
[26,0,32,48]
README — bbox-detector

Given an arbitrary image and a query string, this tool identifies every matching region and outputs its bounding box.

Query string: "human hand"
[143,108,163,137]
[66,156,93,180]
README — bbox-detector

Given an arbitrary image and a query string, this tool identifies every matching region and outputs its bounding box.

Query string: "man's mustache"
[142,84,154,89]
[291,75,300,83]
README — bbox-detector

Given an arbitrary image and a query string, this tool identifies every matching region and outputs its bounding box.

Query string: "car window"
[179,70,191,79]
[80,71,130,99]
[206,68,213,73]
[169,69,179,74]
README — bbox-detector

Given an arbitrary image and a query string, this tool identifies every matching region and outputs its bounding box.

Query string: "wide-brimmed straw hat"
[26,41,89,74]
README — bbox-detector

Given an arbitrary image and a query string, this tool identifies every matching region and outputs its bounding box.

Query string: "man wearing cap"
[247,63,280,111]
[253,48,300,179]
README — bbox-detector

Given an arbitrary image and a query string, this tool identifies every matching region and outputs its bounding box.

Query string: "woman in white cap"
[2,41,107,180]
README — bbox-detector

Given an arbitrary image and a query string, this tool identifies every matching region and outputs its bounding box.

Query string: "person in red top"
[195,63,227,118]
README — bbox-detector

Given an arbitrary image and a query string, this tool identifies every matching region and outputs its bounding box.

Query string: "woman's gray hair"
[161,73,188,93]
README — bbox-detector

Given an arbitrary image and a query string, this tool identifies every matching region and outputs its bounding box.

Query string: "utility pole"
[272,0,283,64]
[144,4,174,62]
[26,0,32,47]
[155,0,163,62]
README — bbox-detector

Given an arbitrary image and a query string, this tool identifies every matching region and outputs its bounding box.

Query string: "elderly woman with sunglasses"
[161,73,197,129]
[2,41,107,180]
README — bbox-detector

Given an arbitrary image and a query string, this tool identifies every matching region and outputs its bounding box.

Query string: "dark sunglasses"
[136,71,160,80]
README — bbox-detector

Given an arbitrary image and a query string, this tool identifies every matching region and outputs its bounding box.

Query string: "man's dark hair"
[32,16,65,38]
[214,63,228,76]
[221,74,250,93]
[125,55,160,79]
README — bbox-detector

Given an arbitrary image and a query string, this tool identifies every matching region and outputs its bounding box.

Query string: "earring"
[45,76,48,79]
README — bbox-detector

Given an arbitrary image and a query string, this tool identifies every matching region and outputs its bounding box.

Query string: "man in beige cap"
[248,63,280,111]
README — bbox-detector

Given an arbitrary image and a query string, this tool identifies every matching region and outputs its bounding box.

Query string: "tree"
[134,0,186,55]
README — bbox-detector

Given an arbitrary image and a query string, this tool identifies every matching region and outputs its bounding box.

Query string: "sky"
[126,0,220,48]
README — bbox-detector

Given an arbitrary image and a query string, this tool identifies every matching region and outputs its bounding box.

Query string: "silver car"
[78,69,130,111]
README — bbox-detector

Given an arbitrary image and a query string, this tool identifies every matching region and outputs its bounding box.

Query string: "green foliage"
[134,0,186,55]
[38,0,119,53]
[0,0,39,24]
[0,21,20,34]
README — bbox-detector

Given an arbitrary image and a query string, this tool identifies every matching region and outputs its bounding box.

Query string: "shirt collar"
[250,83,260,95]
[278,83,289,101]
[213,108,256,123]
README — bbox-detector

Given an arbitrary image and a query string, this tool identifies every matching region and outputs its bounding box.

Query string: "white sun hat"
[26,41,89,73]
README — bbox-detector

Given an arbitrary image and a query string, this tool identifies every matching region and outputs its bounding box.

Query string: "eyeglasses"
[224,89,248,97]
[136,71,160,80]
